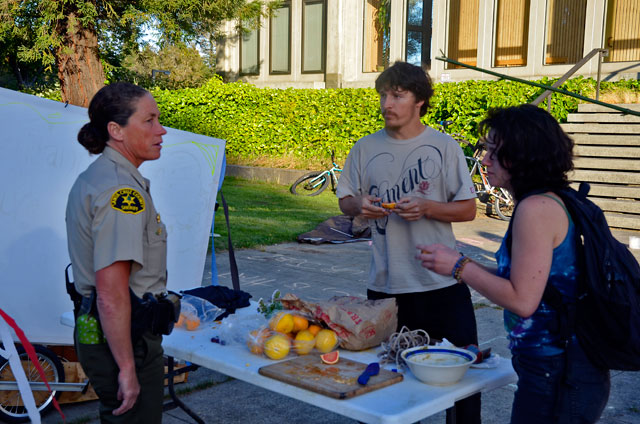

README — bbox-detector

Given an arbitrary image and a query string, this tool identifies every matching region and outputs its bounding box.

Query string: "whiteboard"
[0,87,225,345]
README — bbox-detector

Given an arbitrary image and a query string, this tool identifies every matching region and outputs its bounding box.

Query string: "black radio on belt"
[149,291,182,335]
[131,290,182,339]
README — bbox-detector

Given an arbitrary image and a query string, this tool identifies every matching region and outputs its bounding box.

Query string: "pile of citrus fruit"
[246,311,339,360]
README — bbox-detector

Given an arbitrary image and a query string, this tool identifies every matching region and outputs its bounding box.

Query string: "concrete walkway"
[43,214,640,424]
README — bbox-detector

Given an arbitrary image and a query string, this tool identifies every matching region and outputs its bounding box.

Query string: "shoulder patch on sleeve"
[110,188,145,214]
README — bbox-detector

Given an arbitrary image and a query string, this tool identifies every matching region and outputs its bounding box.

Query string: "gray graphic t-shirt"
[336,127,476,294]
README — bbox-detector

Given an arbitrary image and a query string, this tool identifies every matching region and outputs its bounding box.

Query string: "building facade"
[215,0,640,88]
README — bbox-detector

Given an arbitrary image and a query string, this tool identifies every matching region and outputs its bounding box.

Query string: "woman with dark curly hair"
[417,104,610,423]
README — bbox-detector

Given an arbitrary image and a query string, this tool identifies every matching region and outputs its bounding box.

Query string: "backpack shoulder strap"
[541,281,576,348]
[537,194,572,223]
[541,185,592,347]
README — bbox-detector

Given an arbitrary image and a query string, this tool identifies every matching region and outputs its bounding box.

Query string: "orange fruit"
[177,314,185,328]
[247,328,270,355]
[292,315,309,333]
[315,329,338,353]
[269,312,294,334]
[185,316,200,331]
[264,334,291,360]
[308,324,322,336]
[381,202,396,209]
[293,330,315,355]
[320,351,340,365]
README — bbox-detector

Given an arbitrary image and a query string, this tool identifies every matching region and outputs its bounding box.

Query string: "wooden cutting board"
[258,354,403,399]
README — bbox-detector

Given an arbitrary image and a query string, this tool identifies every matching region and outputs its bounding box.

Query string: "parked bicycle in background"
[290,150,343,196]
[438,120,515,221]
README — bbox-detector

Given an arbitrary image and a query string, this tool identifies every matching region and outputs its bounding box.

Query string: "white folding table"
[162,304,517,424]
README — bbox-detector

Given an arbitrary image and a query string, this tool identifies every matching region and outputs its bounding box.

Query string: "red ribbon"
[0,308,65,422]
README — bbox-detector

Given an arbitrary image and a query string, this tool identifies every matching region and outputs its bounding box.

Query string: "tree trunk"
[8,55,24,89]
[56,11,105,107]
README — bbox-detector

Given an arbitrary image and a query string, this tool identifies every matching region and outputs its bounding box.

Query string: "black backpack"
[508,183,640,370]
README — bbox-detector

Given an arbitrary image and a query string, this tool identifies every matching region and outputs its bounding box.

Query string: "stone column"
[325,0,343,88]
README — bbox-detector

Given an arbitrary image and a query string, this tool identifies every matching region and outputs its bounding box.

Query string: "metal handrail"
[531,48,608,109]
[434,55,640,117]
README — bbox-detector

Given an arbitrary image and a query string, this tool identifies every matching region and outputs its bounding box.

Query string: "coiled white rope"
[378,326,430,369]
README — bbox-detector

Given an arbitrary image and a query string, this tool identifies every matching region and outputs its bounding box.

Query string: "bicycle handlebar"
[439,120,454,130]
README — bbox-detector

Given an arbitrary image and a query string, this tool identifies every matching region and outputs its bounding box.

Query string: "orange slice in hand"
[320,351,340,365]
[381,202,396,209]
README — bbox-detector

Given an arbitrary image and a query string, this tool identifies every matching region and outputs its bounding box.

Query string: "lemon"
[269,312,294,334]
[292,315,309,333]
[264,334,291,360]
[293,330,315,355]
[315,329,338,353]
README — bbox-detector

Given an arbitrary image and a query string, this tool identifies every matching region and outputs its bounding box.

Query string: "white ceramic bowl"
[401,346,477,386]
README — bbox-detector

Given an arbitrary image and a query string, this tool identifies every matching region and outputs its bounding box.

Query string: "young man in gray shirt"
[337,62,480,423]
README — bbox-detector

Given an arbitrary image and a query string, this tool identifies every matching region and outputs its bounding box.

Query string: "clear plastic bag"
[175,294,223,331]
[216,312,269,346]
[216,310,335,359]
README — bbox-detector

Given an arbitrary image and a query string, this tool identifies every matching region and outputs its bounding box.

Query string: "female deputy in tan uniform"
[66,82,168,423]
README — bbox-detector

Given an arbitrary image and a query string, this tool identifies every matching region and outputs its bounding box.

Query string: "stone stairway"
[561,103,640,230]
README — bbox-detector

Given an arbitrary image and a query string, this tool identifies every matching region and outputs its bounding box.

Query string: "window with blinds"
[494,0,530,67]
[447,0,479,69]
[240,22,260,75]
[270,2,291,74]
[545,0,587,65]
[302,0,326,73]
[604,0,640,62]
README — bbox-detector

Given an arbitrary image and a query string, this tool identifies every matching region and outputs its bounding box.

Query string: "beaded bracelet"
[451,255,472,284]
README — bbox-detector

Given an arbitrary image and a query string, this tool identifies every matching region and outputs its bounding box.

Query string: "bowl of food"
[401,346,476,386]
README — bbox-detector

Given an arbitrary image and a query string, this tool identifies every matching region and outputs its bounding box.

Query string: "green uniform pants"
[75,330,164,424]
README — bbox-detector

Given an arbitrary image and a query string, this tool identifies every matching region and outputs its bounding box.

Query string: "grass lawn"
[212,176,343,251]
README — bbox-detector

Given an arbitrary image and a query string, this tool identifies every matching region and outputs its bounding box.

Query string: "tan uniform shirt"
[66,146,167,298]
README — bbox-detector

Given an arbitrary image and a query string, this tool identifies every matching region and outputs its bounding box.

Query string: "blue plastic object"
[357,362,380,385]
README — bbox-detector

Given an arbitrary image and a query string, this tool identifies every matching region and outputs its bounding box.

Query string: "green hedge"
[153,75,633,167]
[152,77,382,164]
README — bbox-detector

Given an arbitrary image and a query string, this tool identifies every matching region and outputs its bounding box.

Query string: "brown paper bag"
[281,294,397,351]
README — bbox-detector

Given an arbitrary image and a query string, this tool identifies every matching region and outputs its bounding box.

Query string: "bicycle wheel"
[290,172,329,196]
[0,344,65,423]
[494,190,515,221]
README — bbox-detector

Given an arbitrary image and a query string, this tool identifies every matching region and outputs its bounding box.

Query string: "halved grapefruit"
[320,351,339,365]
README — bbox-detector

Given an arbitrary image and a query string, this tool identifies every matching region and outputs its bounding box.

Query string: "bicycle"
[438,120,515,221]
[290,150,343,196]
